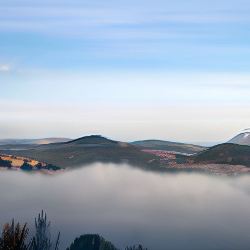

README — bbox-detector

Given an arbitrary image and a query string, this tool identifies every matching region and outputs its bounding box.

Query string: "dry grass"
[1,155,39,168]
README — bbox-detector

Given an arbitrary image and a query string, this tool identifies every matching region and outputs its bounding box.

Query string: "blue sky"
[1,0,250,142]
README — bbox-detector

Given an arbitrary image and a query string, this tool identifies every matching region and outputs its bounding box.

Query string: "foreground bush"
[0,212,148,250]
[125,245,148,250]
[30,210,60,250]
[0,220,30,250]
[66,234,117,250]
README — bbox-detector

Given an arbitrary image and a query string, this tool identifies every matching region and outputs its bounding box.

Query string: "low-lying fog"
[1,164,250,250]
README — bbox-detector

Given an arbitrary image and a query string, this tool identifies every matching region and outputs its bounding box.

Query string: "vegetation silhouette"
[0,157,12,168]
[30,210,60,250]
[0,220,30,250]
[66,234,117,250]
[125,245,148,250]
[0,212,148,250]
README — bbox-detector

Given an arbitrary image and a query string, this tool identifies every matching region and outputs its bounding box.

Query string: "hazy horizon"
[1,0,250,142]
[0,134,223,147]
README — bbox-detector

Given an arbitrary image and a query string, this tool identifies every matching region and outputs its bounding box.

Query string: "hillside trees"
[0,157,12,168]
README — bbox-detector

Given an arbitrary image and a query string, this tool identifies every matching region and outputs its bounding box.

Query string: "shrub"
[0,157,12,168]
[30,210,60,250]
[67,234,117,250]
[125,245,148,250]
[20,162,33,171]
[0,220,30,250]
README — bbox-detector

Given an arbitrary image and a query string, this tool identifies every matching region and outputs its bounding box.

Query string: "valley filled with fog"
[1,164,250,250]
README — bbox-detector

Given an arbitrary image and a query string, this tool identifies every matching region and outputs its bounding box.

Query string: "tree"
[20,161,33,171]
[34,163,43,170]
[0,220,30,250]
[0,157,12,168]
[46,164,60,171]
[30,211,60,250]
[67,234,117,250]
[125,245,148,250]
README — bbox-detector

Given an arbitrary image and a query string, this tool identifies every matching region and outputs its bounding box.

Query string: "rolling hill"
[1,135,250,172]
[131,140,206,154]
[192,143,250,167]
[0,135,161,170]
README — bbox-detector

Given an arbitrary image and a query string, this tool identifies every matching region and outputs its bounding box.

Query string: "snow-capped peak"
[243,133,250,139]
[228,129,250,146]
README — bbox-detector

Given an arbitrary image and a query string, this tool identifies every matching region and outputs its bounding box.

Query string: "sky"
[1,0,250,143]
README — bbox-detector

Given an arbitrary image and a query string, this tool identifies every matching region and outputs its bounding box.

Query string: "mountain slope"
[228,131,250,146]
[0,136,161,170]
[131,140,206,154]
[192,143,250,167]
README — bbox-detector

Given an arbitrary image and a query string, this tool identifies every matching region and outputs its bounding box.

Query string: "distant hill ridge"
[1,134,250,170]
[0,138,71,145]
[0,135,161,169]
[131,139,206,154]
[65,135,118,145]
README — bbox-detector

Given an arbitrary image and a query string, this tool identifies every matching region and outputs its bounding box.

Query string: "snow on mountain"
[228,129,250,146]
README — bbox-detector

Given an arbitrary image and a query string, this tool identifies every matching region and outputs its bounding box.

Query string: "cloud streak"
[0,64,10,72]
[0,0,250,72]
[0,3,249,39]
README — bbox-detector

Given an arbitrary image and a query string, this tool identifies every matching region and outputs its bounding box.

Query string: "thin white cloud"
[0,64,11,72]
[0,6,249,24]
[0,4,249,39]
